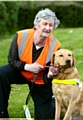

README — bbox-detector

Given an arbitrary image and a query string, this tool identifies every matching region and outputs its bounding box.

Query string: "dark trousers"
[0,64,55,119]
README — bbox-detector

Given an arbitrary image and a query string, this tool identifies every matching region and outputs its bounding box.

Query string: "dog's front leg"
[63,100,75,120]
[55,98,61,120]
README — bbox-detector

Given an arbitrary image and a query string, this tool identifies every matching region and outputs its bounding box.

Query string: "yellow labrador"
[50,49,83,120]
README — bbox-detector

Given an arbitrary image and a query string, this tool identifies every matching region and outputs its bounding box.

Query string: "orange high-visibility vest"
[17,29,61,84]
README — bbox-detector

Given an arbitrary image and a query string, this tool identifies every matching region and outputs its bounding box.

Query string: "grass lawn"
[0,27,83,118]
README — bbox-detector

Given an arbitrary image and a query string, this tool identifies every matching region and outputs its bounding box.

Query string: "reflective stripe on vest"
[46,37,56,63]
[18,30,57,64]
[18,30,28,58]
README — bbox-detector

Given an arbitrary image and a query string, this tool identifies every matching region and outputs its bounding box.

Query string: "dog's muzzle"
[66,59,71,66]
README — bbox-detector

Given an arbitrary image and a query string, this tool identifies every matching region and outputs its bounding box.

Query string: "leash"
[26,74,36,105]
[23,74,37,118]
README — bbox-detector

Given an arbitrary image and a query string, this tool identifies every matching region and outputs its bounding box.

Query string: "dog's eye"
[68,54,71,56]
[59,54,63,57]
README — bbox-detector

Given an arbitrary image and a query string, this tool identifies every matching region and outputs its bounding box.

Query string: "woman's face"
[36,18,54,39]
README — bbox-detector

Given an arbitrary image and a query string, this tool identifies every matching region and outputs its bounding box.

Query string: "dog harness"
[52,79,82,90]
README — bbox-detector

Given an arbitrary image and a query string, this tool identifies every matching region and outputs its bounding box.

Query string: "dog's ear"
[72,53,76,66]
[51,53,55,64]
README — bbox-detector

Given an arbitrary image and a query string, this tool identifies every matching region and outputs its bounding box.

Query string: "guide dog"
[49,49,83,120]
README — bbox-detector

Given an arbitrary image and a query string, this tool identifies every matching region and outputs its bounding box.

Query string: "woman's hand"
[24,62,44,74]
[47,63,60,78]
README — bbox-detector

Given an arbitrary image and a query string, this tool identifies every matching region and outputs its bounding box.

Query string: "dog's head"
[51,49,75,67]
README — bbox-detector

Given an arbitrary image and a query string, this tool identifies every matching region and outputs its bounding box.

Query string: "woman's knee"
[0,64,16,84]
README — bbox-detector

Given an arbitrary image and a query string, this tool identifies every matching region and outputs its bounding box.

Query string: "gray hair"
[34,8,60,29]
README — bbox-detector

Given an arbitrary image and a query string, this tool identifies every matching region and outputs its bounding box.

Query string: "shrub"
[17,1,83,29]
[3,2,19,33]
[0,2,8,36]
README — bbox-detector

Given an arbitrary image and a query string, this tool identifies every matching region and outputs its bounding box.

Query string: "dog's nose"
[66,59,71,65]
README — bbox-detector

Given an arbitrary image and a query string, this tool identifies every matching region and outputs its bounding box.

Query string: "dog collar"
[52,79,78,84]
[52,79,82,90]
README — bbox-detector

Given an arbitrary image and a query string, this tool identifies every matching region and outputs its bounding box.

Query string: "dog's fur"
[50,49,83,120]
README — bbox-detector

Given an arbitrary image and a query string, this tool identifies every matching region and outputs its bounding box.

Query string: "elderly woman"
[0,8,61,119]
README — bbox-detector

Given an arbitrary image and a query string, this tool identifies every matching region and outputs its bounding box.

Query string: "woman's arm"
[8,34,44,73]
[8,34,26,70]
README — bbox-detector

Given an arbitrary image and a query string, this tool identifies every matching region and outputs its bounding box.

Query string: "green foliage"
[55,4,83,28]
[0,1,83,36]
[17,1,83,30]
[17,1,36,30]
[3,2,19,33]
[0,2,8,35]
[0,2,19,36]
